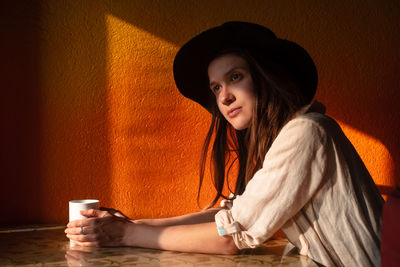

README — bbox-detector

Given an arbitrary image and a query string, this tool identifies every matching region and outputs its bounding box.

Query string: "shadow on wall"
[0,1,112,225]
[0,1,42,225]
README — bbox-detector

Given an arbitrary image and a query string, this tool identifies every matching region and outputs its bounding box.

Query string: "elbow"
[224,247,239,255]
[220,236,240,255]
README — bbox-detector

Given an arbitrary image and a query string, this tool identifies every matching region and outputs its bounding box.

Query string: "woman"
[66,21,383,266]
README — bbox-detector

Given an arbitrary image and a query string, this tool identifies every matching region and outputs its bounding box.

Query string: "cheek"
[244,90,256,107]
[248,82,256,104]
[216,101,225,115]
[241,80,256,101]
[215,95,224,110]
[247,81,256,96]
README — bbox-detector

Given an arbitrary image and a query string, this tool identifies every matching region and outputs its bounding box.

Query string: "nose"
[220,87,235,106]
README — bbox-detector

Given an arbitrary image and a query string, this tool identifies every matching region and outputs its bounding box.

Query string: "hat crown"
[221,21,277,39]
[216,21,277,51]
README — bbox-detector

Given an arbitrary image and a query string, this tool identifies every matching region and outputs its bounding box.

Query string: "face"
[208,54,256,130]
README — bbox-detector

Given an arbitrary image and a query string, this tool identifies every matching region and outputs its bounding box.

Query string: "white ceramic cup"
[69,199,99,247]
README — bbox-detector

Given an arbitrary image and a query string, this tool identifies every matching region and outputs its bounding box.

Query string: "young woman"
[66,22,384,266]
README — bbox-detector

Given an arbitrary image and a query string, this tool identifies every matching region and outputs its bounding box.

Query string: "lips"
[227,107,241,118]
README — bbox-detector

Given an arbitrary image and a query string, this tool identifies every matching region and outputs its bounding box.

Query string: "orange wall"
[1,0,399,225]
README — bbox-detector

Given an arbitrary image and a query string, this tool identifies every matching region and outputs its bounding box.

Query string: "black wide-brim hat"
[173,21,318,112]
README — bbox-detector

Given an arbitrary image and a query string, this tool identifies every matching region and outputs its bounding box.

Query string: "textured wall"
[1,0,399,225]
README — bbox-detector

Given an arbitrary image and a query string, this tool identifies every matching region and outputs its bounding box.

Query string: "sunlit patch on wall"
[338,120,395,192]
[105,14,211,217]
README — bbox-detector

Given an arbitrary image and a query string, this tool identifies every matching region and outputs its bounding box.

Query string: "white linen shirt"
[215,109,384,267]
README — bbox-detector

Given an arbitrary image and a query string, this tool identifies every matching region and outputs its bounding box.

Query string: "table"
[0,225,318,266]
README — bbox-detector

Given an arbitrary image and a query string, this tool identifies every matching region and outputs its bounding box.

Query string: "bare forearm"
[133,208,221,226]
[123,222,238,254]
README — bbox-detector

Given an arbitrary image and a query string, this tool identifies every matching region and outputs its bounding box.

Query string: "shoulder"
[281,112,341,141]
[265,112,334,159]
[277,112,340,142]
[288,112,337,127]
[262,112,332,172]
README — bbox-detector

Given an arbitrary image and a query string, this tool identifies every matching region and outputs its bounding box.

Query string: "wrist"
[122,222,137,246]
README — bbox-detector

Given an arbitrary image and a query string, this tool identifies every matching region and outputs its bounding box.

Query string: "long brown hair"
[198,49,308,208]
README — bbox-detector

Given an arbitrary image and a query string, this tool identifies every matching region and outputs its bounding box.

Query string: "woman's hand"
[65,209,132,247]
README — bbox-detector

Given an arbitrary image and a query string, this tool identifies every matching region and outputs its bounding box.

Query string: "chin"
[225,116,251,130]
[231,122,249,131]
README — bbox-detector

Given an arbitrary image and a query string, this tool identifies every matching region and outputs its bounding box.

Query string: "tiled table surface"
[0,225,318,266]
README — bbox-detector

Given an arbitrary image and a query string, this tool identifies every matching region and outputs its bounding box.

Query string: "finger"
[99,207,114,212]
[99,207,130,220]
[65,226,96,235]
[113,212,125,218]
[67,218,96,228]
[66,233,99,243]
[80,209,109,218]
[64,227,75,235]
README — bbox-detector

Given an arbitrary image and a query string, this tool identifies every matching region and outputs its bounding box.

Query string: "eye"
[212,84,221,92]
[231,73,242,81]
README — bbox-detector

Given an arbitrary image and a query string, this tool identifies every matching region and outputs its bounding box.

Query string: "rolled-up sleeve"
[215,117,328,249]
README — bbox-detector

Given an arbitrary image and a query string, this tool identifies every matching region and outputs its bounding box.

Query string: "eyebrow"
[209,66,247,87]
